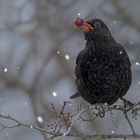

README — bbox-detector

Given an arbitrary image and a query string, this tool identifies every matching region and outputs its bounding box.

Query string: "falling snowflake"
[78,13,81,16]
[136,62,140,66]
[30,125,33,129]
[57,51,60,54]
[111,130,115,134]
[52,91,57,97]
[63,133,66,136]
[37,116,44,123]
[4,68,8,72]
[119,51,122,54]
[138,81,140,84]
[24,102,28,106]
[115,105,119,109]
[17,66,19,70]
[65,54,70,60]
[113,21,116,24]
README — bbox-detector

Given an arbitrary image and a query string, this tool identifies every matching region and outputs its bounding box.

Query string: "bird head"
[74,17,113,42]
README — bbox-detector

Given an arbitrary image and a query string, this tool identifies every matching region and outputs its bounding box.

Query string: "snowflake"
[78,13,81,16]
[65,54,70,60]
[52,91,57,97]
[136,62,140,66]
[30,125,33,129]
[119,51,122,54]
[24,102,28,106]
[111,130,115,134]
[4,68,8,72]
[37,116,44,123]
[115,105,119,109]
[57,51,60,54]
[113,21,116,24]
[63,133,66,136]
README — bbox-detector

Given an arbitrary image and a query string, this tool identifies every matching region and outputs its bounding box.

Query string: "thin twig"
[65,106,89,135]
[0,101,140,139]
[124,112,136,135]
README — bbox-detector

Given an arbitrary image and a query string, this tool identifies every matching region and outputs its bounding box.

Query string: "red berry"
[74,17,84,26]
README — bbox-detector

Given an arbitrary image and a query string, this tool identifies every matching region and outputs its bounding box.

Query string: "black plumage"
[70,18,132,105]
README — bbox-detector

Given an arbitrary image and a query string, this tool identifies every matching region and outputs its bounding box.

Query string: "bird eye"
[94,22,101,28]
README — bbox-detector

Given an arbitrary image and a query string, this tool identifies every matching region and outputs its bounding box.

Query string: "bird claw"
[95,103,106,118]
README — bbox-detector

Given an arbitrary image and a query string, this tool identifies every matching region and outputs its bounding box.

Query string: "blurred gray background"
[0,0,140,139]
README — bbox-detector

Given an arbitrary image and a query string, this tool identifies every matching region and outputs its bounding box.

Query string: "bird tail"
[70,92,80,99]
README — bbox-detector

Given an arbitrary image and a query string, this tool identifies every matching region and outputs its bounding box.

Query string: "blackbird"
[70,17,132,105]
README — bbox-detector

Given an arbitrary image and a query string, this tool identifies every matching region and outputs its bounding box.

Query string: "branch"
[65,106,90,135]
[125,112,136,135]
[0,114,51,134]
[0,101,140,139]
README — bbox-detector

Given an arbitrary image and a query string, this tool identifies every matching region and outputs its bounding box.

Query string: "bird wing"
[74,49,86,85]
[69,51,85,99]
